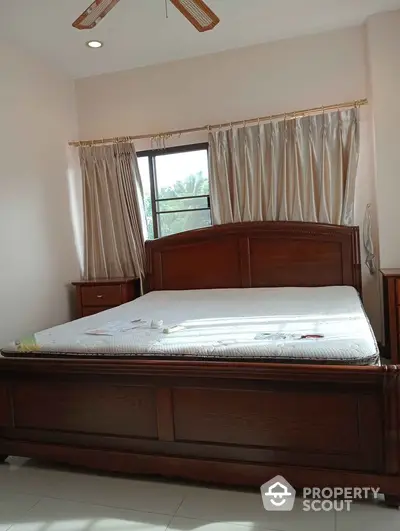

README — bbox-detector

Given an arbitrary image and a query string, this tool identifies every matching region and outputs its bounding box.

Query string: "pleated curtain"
[79,142,146,280]
[209,108,360,226]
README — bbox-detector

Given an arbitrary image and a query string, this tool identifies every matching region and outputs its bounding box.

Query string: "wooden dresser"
[381,269,400,363]
[72,278,140,318]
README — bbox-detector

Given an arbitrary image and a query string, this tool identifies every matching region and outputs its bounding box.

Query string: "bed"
[0,221,399,506]
[2,286,379,365]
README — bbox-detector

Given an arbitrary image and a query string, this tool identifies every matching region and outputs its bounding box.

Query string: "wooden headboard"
[145,221,362,294]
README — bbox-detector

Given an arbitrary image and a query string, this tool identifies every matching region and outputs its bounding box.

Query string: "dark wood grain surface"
[73,277,140,318]
[146,221,361,294]
[0,359,398,501]
[381,270,400,364]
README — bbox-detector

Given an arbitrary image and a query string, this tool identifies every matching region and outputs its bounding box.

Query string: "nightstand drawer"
[381,269,400,364]
[81,285,122,307]
[73,278,139,319]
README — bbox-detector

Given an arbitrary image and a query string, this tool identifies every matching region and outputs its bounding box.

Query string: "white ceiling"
[1,0,400,78]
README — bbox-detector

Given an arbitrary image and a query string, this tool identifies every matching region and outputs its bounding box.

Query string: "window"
[138,144,211,239]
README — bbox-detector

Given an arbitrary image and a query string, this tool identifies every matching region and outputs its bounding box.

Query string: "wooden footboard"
[0,359,399,501]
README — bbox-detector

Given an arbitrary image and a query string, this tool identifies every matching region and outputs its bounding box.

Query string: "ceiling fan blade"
[72,0,121,30]
[169,0,220,32]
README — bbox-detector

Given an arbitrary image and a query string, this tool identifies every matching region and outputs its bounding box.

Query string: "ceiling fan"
[73,0,220,33]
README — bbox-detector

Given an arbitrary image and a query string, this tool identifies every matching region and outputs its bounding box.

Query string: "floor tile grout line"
[3,493,178,531]
[4,489,288,531]
[165,514,175,531]
[172,493,187,516]
[160,511,282,530]
[3,489,182,518]
[3,480,387,531]
[166,486,275,526]
[4,487,334,531]
[35,494,179,518]
[162,513,295,531]
[29,498,43,510]
[3,496,44,531]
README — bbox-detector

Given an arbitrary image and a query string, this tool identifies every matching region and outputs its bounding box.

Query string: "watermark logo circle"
[261,476,296,512]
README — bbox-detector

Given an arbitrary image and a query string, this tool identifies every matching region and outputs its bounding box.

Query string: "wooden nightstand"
[72,278,140,318]
[381,269,400,363]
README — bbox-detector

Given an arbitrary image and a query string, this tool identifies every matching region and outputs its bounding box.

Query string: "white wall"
[0,38,80,346]
[76,26,367,143]
[366,10,400,268]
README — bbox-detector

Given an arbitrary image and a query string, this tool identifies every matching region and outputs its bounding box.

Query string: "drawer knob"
[96,294,103,299]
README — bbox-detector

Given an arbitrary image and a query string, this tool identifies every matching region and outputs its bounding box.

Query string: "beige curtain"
[209,108,359,226]
[79,142,146,280]
[363,203,376,274]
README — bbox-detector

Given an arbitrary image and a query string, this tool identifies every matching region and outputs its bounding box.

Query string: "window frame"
[137,142,210,239]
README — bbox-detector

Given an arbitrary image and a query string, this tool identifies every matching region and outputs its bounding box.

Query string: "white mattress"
[3,286,379,365]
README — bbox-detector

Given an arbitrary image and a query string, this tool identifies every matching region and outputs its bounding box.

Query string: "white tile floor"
[0,457,399,531]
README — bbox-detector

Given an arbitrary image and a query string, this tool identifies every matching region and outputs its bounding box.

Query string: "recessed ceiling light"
[86,40,103,49]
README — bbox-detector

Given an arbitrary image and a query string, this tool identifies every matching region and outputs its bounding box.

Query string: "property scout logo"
[260,476,380,512]
[261,476,296,511]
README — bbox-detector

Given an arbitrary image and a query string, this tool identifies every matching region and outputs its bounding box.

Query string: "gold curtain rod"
[69,98,368,147]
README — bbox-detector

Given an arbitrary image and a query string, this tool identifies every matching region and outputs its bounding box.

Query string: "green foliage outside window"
[144,171,211,238]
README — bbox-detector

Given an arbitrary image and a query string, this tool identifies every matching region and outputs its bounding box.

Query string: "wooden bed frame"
[1,221,400,506]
